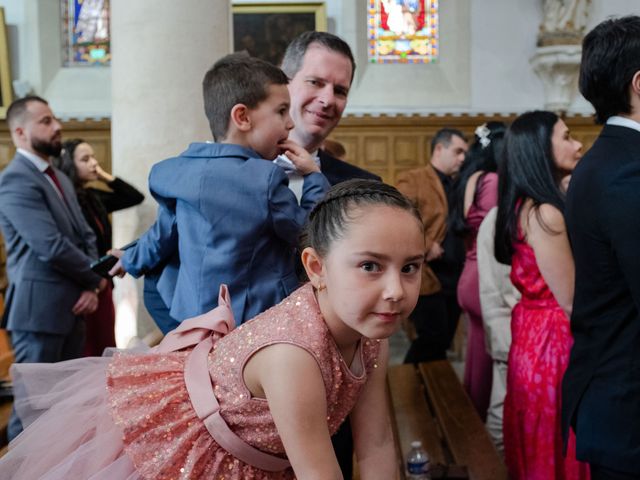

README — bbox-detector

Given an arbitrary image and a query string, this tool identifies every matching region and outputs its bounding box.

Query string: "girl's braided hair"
[301,179,423,256]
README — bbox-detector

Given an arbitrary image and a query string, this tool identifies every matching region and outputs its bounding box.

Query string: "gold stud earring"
[317,282,326,292]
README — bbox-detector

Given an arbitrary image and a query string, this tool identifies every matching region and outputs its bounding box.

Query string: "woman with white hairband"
[449,121,507,421]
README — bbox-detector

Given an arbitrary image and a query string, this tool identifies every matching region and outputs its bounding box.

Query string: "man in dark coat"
[563,16,640,480]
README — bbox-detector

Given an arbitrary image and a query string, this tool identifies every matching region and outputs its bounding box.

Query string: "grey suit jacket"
[0,153,102,334]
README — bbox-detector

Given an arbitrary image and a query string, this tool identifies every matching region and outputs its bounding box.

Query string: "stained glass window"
[61,0,111,66]
[367,0,438,64]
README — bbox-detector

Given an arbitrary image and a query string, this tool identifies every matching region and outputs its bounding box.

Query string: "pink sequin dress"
[1,284,381,479]
[503,232,590,480]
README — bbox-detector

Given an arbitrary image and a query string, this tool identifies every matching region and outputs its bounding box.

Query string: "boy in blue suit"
[111,54,329,328]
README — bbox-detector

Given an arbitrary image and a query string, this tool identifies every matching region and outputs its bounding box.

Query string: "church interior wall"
[0,0,637,120]
[0,0,637,341]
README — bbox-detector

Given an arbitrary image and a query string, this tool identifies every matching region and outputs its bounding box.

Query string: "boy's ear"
[229,104,252,132]
[300,247,325,289]
[632,70,640,95]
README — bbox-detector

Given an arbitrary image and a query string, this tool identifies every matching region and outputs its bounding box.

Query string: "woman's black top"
[78,178,144,257]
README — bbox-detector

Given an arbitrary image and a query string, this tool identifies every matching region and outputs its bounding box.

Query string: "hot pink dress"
[458,172,498,421]
[1,284,381,479]
[503,232,590,480]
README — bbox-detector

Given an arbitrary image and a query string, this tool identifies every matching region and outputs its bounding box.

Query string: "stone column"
[110,0,231,344]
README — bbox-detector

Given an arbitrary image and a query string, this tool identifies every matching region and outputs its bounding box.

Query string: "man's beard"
[31,137,62,158]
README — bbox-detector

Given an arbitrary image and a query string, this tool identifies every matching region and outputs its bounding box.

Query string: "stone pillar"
[110,0,230,344]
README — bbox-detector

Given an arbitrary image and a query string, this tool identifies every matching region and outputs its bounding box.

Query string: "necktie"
[45,166,68,205]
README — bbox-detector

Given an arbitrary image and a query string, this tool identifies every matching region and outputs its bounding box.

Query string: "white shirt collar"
[17,147,51,173]
[606,116,640,134]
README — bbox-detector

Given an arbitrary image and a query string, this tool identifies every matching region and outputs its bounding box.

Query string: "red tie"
[45,166,68,204]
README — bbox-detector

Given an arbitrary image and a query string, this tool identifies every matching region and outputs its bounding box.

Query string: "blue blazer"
[123,143,330,324]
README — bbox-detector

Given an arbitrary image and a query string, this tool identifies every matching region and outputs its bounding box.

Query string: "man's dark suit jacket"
[563,124,640,474]
[318,149,381,184]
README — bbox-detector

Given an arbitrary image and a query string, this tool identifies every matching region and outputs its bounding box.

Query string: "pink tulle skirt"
[2,355,141,479]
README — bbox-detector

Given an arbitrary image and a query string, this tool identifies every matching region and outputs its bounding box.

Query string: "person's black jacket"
[563,124,640,474]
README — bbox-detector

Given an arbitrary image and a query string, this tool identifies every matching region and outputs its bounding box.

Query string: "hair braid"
[302,179,422,256]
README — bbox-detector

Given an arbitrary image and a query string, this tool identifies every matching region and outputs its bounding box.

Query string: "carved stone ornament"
[530,45,582,113]
[539,0,591,46]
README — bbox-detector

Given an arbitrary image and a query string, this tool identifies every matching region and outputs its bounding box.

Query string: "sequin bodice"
[209,283,381,455]
[107,283,380,479]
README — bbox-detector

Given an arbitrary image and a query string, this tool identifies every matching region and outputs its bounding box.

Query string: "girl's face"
[309,204,425,344]
[73,142,99,182]
[551,119,582,175]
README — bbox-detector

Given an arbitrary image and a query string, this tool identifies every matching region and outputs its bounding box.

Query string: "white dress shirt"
[17,147,66,202]
[606,115,640,133]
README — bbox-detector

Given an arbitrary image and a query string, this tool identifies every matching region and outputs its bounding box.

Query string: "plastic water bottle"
[406,440,431,479]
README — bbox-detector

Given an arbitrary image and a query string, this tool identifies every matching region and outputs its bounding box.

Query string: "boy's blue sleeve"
[122,164,180,277]
[268,168,329,245]
[122,204,178,277]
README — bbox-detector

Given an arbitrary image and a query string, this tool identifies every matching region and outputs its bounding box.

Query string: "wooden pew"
[388,361,507,480]
[0,295,13,453]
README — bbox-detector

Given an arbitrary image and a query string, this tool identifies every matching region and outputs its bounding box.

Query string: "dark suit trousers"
[8,320,86,440]
[404,291,461,363]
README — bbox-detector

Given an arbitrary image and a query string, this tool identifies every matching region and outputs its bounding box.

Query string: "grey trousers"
[485,360,507,457]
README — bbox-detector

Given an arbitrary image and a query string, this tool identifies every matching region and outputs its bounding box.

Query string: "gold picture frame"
[0,8,12,119]
[232,2,327,66]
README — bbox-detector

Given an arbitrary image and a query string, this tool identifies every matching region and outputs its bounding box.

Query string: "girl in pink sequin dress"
[0,179,426,480]
[495,111,589,480]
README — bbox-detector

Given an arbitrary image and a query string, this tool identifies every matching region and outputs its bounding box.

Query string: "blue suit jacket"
[124,143,330,324]
[0,153,101,334]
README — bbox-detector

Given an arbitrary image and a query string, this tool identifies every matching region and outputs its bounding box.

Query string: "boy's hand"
[107,249,127,277]
[280,140,321,176]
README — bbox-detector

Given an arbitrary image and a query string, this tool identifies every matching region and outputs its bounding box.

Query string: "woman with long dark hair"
[494,111,589,479]
[55,139,144,355]
[450,121,506,421]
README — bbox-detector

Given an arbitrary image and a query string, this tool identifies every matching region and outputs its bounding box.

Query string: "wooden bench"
[0,294,13,454]
[387,361,507,480]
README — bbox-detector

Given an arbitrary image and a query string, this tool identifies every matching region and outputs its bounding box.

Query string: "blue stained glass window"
[62,0,111,66]
[367,0,439,64]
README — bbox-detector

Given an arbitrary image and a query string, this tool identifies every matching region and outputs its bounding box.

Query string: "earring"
[316,282,326,292]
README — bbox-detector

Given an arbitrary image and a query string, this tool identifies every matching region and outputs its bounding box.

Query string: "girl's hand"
[96,164,115,183]
[279,140,321,176]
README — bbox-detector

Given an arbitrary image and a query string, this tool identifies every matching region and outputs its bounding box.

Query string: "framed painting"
[232,2,327,66]
[0,8,12,118]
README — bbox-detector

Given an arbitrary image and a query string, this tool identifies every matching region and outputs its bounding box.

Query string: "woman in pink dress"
[494,111,589,479]
[450,121,506,421]
[0,180,426,479]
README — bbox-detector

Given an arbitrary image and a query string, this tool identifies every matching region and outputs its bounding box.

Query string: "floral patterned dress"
[503,231,590,480]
